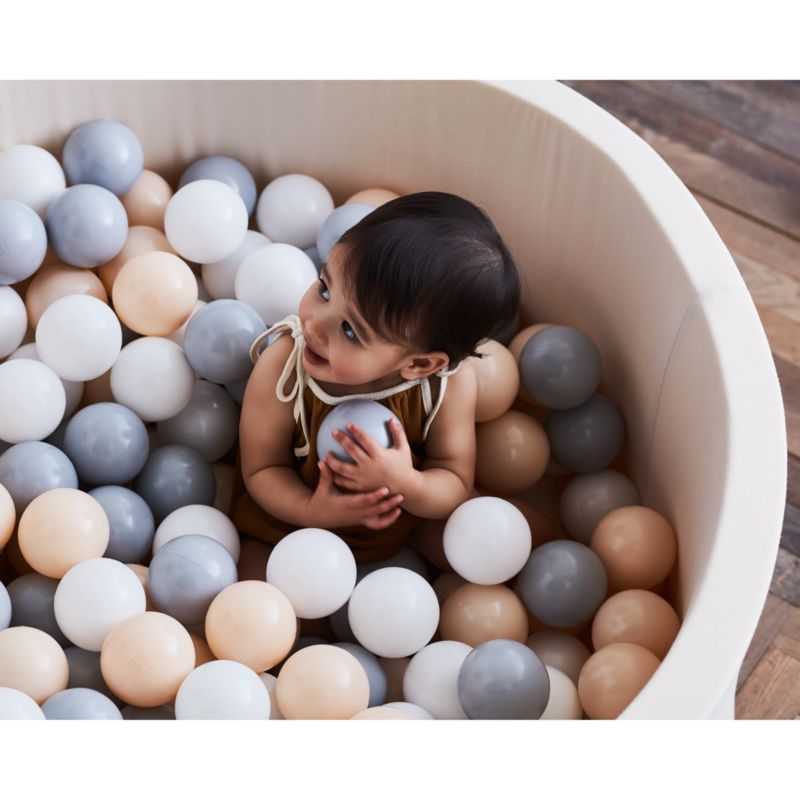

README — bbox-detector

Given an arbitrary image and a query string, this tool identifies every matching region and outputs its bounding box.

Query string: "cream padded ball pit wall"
[0,79,786,719]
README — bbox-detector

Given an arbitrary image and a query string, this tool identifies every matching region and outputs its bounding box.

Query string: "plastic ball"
[0,440,78,515]
[527,630,592,686]
[97,225,176,294]
[42,687,123,720]
[234,242,317,325]
[0,199,47,284]
[345,188,399,206]
[6,573,69,646]
[256,173,334,249]
[540,666,583,720]
[18,488,109,579]
[0,686,46,719]
[0,483,14,549]
[351,705,411,720]
[0,285,27,358]
[266,528,357,619]
[112,251,198,335]
[384,701,433,720]
[63,402,149,486]
[182,299,266,384]
[457,638,550,719]
[0,581,10,630]
[0,144,66,218]
[54,558,146,651]
[175,659,269,720]
[110,336,194,422]
[275,644,369,720]
[332,642,388,707]
[25,261,108,328]
[544,394,625,473]
[202,230,271,300]
[8,343,84,417]
[179,155,257,216]
[134,445,216,524]
[88,485,155,563]
[205,580,296,672]
[317,399,403,465]
[443,496,531,585]
[402,640,472,719]
[64,646,118,700]
[0,626,69,704]
[164,179,248,263]
[148,534,237,626]
[120,169,173,229]
[100,611,195,707]
[45,183,128,267]
[35,294,122,381]
[153,503,240,562]
[469,339,520,422]
[439,583,529,647]
[315,203,375,262]
[560,469,641,545]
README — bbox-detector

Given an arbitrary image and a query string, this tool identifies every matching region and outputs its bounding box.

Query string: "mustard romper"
[230,313,462,564]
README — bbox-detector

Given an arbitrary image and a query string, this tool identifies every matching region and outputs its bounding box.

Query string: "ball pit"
[0,80,787,720]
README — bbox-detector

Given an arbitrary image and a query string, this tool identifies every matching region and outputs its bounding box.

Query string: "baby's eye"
[342,321,359,343]
[318,278,330,301]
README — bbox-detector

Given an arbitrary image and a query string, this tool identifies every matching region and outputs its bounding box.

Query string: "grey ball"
[544,394,625,473]
[516,540,608,628]
[133,444,217,524]
[63,402,150,486]
[0,581,10,630]
[88,485,155,563]
[328,601,358,644]
[65,646,120,704]
[148,534,238,625]
[121,704,175,720]
[457,639,550,719]
[0,440,78,515]
[42,688,123,720]
[183,299,266,384]
[224,377,248,406]
[316,203,375,262]
[304,245,323,272]
[519,325,602,410]
[0,199,48,284]
[179,155,257,217]
[6,573,69,646]
[333,641,388,707]
[317,399,401,465]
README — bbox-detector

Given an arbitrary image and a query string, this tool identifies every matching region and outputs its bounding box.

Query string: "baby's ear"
[400,352,449,380]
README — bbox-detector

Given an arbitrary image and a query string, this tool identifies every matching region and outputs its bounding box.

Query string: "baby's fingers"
[363,506,402,530]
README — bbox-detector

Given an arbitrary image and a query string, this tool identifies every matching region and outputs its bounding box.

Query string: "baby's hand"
[304,461,404,530]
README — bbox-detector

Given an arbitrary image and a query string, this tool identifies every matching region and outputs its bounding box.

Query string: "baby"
[232,191,520,563]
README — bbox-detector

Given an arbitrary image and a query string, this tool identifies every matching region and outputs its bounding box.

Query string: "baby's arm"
[398,360,477,519]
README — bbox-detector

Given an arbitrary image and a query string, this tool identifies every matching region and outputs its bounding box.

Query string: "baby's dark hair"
[335,191,520,368]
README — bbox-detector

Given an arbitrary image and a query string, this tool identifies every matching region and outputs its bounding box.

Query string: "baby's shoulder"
[247,329,297,396]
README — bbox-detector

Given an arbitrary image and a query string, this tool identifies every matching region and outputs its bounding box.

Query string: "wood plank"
[736,646,800,719]
[772,598,800,661]
[770,547,800,607]
[772,355,800,458]
[789,454,800,510]
[737,592,794,691]
[783,504,800,558]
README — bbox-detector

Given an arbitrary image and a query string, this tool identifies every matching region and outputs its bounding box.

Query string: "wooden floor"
[564,81,800,719]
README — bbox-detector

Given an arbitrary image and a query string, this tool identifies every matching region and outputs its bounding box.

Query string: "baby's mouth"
[304,343,328,366]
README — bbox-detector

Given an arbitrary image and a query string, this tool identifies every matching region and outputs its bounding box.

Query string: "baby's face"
[297,245,413,387]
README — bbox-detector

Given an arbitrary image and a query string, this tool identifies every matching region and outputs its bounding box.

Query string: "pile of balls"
[0,119,679,720]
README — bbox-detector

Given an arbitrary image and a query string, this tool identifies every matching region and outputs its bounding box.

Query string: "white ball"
[443,496,532,584]
[234,243,317,325]
[0,687,46,720]
[0,286,28,358]
[402,641,472,719]
[202,230,271,300]
[540,666,583,720]
[110,337,194,422]
[175,660,270,720]
[0,144,66,218]
[255,174,334,249]
[165,179,249,263]
[266,528,357,619]
[348,567,439,658]
[384,701,434,720]
[0,358,65,443]
[258,672,284,720]
[54,557,146,651]
[8,343,83,417]
[35,294,122,382]
[0,581,10,630]
[153,504,240,562]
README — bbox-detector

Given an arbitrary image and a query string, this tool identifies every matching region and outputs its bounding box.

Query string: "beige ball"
[590,506,678,591]
[276,644,370,719]
[98,226,177,295]
[578,642,660,719]
[475,410,550,494]
[100,611,195,707]
[439,583,529,647]
[0,482,14,549]
[205,580,297,673]
[121,170,173,230]
[0,626,69,704]
[469,339,520,423]
[25,262,108,329]
[508,323,554,404]
[527,630,592,686]
[344,188,399,206]
[18,488,109,579]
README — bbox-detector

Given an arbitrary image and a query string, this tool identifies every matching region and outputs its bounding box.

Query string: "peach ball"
[475,410,550,494]
[0,626,69,704]
[439,583,529,647]
[351,706,412,720]
[125,563,155,611]
[509,323,554,405]
[18,488,109,579]
[0,483,14,549]
[25,262,108,329]
[345,188,399,206]
[112,251,198,335]
[468,339,520,423]
[98,226,177,295]
[121,170,173,230]
[590,506,678,591]
[205,580,297,673]
[592,589,680,660]
[577,642,661,720]
[276,644,370,720]
[100,611,195,707]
